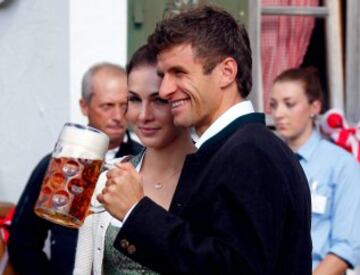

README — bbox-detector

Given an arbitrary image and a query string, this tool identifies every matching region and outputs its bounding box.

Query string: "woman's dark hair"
[273,67,324,107]
[126,44,157,76]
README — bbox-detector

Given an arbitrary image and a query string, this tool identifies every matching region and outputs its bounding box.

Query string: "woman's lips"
[138,126,159,136]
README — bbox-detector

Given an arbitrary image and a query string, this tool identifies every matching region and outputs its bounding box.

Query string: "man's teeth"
[172,100,187,108]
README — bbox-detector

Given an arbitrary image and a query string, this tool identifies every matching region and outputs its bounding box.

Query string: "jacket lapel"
[170,112,265,215]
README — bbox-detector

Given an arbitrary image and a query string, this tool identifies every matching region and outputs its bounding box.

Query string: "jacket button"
[120,239,129,249]
[127,244,136,254]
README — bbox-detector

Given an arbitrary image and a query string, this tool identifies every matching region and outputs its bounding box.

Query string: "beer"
[34,122,109,228]
[35,156,103,228]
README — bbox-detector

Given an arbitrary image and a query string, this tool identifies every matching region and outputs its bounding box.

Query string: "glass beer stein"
[34,122,109,228]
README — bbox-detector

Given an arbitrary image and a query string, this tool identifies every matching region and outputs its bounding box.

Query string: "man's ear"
[219,57,237,89]
[79,99,89,116]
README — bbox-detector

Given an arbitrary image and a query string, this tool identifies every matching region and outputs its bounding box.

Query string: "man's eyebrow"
[157,65,188,76]
[170,65,187,72]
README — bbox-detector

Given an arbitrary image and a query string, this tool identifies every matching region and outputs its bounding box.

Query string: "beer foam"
[55,123,109,160]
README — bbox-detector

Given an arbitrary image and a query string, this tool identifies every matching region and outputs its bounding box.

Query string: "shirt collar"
[104,133,129,161]
[297,130,322,162]
[195,100,254,149]
[105,146,120,161]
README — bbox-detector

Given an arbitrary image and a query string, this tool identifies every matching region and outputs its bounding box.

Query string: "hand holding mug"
[97,161,144,221]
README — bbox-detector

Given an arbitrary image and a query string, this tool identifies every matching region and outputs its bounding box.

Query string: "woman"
[73,45,196,274]
[269,67,360,274]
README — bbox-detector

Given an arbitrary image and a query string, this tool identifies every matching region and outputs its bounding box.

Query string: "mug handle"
[100,154,134,173]
[89,155,134,215]
[89,204,106,214]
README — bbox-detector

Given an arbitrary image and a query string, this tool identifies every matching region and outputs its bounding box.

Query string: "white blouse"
[73,155,143,275]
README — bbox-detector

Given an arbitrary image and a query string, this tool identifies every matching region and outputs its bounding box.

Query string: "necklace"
[154,182,164,190]
[150,168,181,190]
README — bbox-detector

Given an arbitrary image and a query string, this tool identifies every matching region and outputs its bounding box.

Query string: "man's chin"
[173,116,192,128]
[107,135,124,146]
[106,131,125,140]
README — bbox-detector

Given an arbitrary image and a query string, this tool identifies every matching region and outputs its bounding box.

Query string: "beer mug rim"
[57,122,110,160]
[64,122,106,136]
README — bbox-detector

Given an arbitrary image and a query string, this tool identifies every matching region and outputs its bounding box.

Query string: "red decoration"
[320,108,360,162]
[0,207,15,245]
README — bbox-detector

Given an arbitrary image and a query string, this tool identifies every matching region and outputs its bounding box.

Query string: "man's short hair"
[147,5,252,98]
[81,62,126,103]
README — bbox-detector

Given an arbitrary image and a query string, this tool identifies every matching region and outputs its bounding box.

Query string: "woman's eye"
[285,102,296,108]
[269,101,277,110]
[128,96,141,103]
[154,97,169,105]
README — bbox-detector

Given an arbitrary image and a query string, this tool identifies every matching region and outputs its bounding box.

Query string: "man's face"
[80,71,128,149]
[157,44,225,135]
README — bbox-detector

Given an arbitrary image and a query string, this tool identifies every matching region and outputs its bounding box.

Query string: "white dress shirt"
[73,155,143,275]
[195,100,254,149]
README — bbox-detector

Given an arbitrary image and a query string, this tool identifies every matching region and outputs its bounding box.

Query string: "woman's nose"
[273,106,286,120]
[139,103,153,121]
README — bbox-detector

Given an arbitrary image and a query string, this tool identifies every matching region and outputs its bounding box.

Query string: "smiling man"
[98,6,312,274]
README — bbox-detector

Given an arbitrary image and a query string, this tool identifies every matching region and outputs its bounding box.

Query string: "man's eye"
[101,104,112,110]
[175,70,185,77]
[157,72,164,78]
[120,103,128,112]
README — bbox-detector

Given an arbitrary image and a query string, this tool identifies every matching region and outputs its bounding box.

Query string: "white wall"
[0,0,127,203]
[69,0,127,123]
[0,0,69,203]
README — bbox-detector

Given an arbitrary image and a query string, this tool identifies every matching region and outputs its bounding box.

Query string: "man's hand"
[97,162,144,221]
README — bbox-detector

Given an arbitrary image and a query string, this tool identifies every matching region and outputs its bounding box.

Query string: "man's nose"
[112,105,126,121]
[159,74,176,99]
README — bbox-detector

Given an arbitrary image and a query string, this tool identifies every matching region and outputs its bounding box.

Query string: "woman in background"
[73,44,196,275]
[270,67,360,274]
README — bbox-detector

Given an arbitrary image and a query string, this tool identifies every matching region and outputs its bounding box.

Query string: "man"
[8,63,142,275]
[98,6,312,274]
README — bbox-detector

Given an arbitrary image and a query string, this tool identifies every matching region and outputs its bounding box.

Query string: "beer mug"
[34,122,109,228]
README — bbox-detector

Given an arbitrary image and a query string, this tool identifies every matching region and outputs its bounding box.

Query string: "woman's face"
[126,65,183,149]
[269,80,321,147]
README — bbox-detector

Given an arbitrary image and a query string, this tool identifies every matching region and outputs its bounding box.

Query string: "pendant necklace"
[152,168,180,190]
